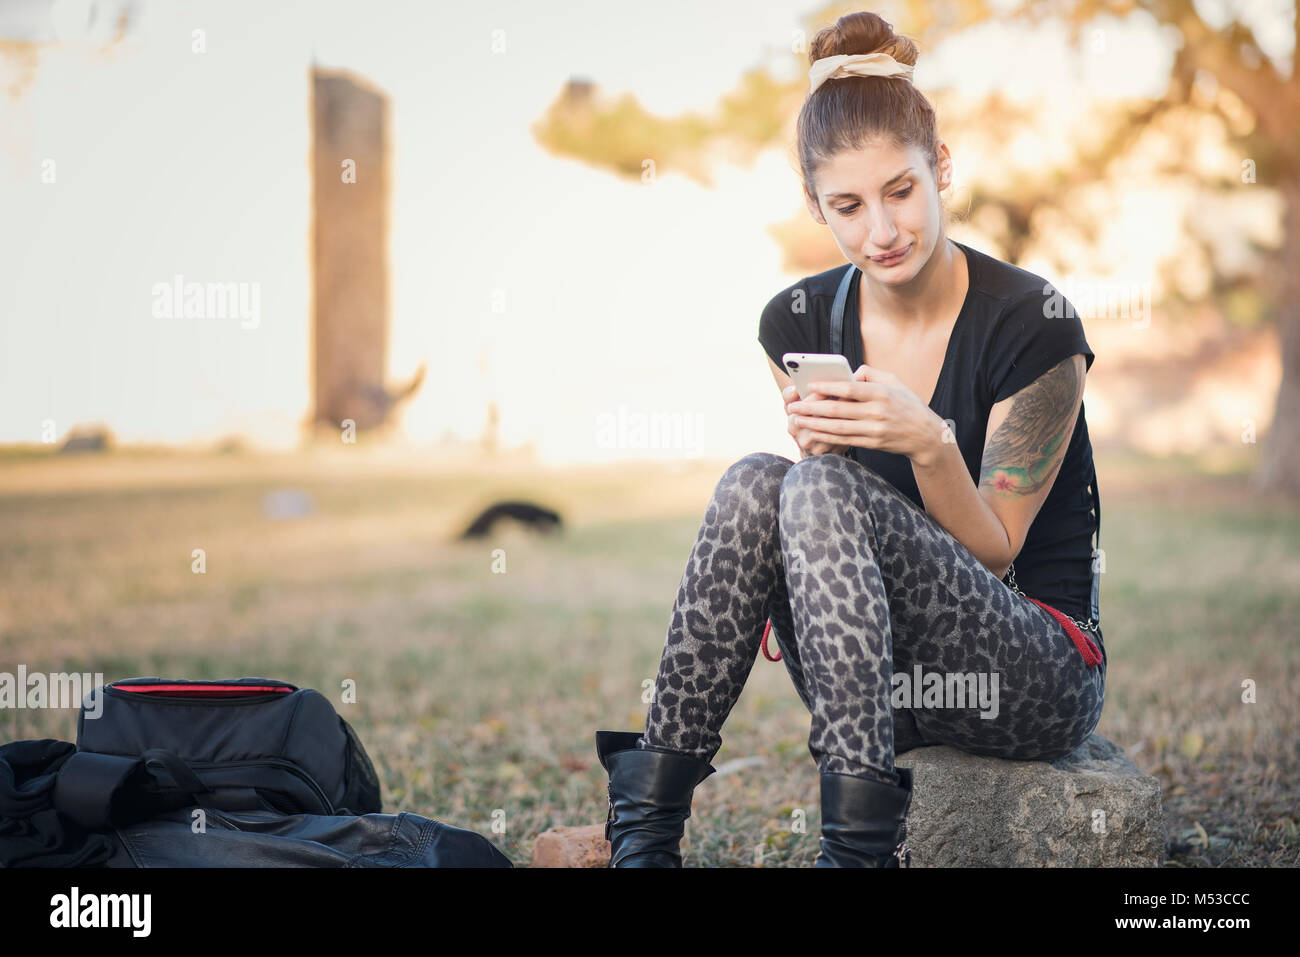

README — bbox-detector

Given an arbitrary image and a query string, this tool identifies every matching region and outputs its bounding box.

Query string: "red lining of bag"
[113,684,294,697]
[1023,597,1103,668]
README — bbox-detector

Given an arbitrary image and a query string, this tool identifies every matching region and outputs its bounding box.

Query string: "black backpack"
[54,677,382,830]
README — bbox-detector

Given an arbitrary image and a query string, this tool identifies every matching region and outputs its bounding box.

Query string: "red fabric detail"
[761,618,782,662]
[1023,597,1103,668]
[760,601,1100,670]
[114,684,293,697]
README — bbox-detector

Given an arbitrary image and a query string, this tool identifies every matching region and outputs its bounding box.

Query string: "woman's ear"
[934,141,954,192]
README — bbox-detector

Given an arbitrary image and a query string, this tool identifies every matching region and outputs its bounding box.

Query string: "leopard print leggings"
[641,451,1106,785]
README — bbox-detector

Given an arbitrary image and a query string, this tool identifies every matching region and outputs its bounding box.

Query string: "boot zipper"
[605,784,615,842]
[893,839,911,868]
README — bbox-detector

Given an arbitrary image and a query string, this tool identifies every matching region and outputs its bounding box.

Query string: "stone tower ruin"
[310,67,423,435]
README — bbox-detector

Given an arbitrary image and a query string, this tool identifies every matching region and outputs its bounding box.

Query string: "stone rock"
[531,824,610,868]
[893,733,1164,867]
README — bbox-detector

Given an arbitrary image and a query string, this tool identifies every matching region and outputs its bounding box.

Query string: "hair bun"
[809,11,918,68]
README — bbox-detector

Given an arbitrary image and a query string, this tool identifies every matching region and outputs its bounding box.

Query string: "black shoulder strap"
[1089,463,1102,622]
[1092,468,1101,550]
[830,263,857,357]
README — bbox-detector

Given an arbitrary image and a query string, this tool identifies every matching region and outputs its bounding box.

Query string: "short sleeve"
[986,288,1095,404]
[757,283,815,371]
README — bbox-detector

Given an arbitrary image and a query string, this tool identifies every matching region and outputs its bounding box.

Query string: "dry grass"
[1,445,1295,866]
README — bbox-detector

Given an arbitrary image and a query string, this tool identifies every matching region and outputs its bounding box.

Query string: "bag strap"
[1093,466,1101,550]
[1089,462,1102,622]
[141,748,212,798]
[830,262,857,357]
[53,748,212,831]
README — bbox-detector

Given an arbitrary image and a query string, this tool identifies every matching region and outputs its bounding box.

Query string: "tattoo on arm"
[980,358,1082,496]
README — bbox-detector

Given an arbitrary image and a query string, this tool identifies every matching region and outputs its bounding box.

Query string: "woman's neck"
[861,237,965,332]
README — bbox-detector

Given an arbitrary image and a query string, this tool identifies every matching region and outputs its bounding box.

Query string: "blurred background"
[1,0,1296,866]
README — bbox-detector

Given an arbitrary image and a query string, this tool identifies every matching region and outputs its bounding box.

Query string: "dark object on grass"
[459,500,563,539]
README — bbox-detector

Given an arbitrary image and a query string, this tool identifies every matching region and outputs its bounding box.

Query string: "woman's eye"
[836,187,910,215]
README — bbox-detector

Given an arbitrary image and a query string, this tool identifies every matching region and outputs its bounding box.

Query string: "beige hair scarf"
[808,52,915,95]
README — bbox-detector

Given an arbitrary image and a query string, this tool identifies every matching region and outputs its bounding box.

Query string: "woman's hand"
[784,384,849,457]
[787,364,946,465]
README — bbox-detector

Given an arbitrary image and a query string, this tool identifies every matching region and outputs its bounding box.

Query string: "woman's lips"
[871,243,911,266]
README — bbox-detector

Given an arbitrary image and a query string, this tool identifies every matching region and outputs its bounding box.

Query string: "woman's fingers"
[787,418,820,454]
[784,387,846,456]
[792,421,843,456]
[790,398,864,420]
[797,417,852,436]
[785,388,825,413]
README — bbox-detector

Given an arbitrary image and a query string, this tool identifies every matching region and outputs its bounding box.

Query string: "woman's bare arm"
[911,354,1086,577]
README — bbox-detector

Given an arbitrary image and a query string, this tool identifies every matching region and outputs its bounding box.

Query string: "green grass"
[0,447,1296,866]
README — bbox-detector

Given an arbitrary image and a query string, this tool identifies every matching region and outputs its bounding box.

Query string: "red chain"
[761,601,1102,670]
[761,618,782,661]
[1023,597,1103,668]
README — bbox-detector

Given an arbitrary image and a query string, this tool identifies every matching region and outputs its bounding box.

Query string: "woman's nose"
[866,210,897,247]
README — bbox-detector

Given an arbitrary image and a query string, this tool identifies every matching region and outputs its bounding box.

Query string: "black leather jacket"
[102,806,513,867]
[1,738,511,868]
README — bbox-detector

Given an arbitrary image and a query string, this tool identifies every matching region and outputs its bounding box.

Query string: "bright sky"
[1,0,1256,464]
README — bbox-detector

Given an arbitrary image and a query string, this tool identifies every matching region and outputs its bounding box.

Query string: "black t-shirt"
[757,239,1100,630]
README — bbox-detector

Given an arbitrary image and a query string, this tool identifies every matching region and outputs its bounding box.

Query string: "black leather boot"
[595,730,716,868]
[813,766,913,867]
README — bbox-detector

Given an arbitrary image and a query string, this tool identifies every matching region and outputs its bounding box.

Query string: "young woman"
[597,10,1105,868]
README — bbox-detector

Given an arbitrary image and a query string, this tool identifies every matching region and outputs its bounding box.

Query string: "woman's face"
[805,138,952,285]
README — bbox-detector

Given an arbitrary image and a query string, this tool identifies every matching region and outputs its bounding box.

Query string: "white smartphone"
[782,352,854,400]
